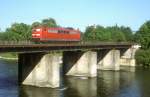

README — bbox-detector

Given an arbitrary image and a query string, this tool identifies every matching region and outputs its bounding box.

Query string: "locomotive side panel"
[32,27,81,42]
[47,28,80,41]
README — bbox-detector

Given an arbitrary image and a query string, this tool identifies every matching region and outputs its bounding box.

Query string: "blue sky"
[0,0,150,31]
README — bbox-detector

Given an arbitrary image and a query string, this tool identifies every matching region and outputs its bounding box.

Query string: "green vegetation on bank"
[0,17,150,66]
[83,25,133,42]
[135,49,150,67]
[134,21,150,67]
[0,53,18,60]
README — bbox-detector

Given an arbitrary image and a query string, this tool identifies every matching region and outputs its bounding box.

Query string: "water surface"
[0,59,150,97]
[0,59,18,97]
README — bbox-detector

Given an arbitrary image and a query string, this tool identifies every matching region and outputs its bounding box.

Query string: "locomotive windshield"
[36,29,41,32]
[32,28,41,32]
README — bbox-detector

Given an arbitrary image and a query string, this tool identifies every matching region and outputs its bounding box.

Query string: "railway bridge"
[0,41,140,88]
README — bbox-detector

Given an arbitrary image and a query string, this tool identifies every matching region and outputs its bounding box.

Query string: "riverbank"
[0,53,18,60]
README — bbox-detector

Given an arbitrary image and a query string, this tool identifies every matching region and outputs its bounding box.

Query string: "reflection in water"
[20,77,97,97]
[120,66,136,72]
[97,69,141,97]
[1,59,150,97]
[20,86,61,97]
[65,77,97,97]
[98,71,120,97]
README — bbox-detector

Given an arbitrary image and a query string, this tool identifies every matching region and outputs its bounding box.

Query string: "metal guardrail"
[0,41,34,45]
[0,41,133,46]
[0,41,134,53]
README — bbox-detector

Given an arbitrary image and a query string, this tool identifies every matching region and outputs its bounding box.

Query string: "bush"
[135,49,150,67]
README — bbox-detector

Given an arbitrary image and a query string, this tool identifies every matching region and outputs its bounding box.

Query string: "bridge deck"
[0,42,133,52]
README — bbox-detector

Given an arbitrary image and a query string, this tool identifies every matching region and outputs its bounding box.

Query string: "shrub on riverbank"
[0,53,17,59]
[135,49,150,67]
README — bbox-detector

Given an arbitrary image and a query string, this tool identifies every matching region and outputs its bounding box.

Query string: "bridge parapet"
[0,41,134,52]
[0,40,133,45]
[0,41,33,45]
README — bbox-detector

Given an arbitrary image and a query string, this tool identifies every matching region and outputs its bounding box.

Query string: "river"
[0,59,150,97]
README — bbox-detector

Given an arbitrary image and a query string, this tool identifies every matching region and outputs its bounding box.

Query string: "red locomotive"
[32,27,81,42]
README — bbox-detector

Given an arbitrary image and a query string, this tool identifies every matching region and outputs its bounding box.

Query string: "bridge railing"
[0,41,34,45]
[0,40,133,46]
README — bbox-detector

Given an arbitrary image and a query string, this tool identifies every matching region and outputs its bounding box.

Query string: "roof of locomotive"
[33,27,80,32]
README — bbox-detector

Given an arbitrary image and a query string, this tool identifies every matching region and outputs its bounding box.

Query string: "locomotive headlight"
[36,34,40,36]
[32,34,40,36]
[32,34,35,36]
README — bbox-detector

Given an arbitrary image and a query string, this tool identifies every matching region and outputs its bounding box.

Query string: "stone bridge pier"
[63,51,97,77]
[120,45,140,66]
[18,51,98,88]
[97,49,120,70]
[18,52,61,88]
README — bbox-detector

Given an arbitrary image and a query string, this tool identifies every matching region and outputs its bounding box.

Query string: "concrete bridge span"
[0,42,140,88]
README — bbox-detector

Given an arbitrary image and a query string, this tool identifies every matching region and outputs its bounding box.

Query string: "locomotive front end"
[32,28,42,41]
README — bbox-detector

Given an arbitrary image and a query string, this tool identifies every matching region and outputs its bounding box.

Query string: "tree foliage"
[120,26,133,41]
[134,20,150,49]
[41,18,57,27]
[134,20,150,67]
[31,22,41,28]
[135,49,150,66]
[4,23,31,41]
[83,25,131,42]
[106,26,126,42]
[31,18,57,28]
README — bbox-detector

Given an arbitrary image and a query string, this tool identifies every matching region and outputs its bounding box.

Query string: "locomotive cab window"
[32,28,41,32]
[36,29,41,32]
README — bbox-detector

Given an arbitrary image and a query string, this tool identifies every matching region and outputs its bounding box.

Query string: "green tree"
[0,32,4,40]
[135,49,150,67]
[5,23,31,41]
[41,18,57,27]
[134,20,150,49]
[31,22,41,28]
[134,20,150,67]
[106,25,126,42]
[83,25,111,41]
[32,18,58,28]
[94,25,111,41]
[120,26,133,41]
[83,25,127,42]
[2,32,21,41]
[83,25,95,41]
